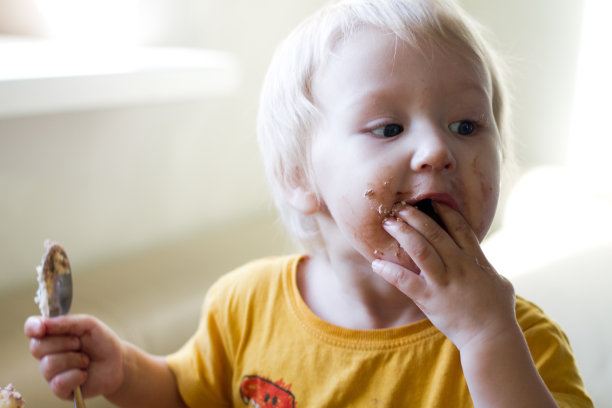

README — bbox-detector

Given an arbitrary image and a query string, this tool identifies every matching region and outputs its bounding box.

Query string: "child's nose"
[409,125,456,172]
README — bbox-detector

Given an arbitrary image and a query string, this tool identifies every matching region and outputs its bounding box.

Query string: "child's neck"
[296,253,426,330]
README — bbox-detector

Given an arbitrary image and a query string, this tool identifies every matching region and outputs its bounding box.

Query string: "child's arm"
[24,315,186,408]
[372,203,558,408]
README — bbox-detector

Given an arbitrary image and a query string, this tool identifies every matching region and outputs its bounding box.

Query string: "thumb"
[39,314,100,337]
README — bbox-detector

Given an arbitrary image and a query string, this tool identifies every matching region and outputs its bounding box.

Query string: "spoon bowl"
[36,241,86,408]
[42,244,73,317]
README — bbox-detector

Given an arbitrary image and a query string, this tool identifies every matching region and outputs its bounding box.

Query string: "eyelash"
[369,119,481,138]
[448,120,479,136]
[370,123,404,138]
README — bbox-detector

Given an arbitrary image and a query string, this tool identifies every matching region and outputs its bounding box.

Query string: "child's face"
[306,28,501,267]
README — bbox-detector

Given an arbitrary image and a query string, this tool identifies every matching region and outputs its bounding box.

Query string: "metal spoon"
[38,242,86,408]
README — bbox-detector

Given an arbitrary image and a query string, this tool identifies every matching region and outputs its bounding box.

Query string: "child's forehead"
[314,26,492,96]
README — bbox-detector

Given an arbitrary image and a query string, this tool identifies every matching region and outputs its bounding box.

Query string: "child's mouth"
[413,199,446,230]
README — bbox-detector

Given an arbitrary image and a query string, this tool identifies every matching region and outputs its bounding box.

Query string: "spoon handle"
[74,386,86,408]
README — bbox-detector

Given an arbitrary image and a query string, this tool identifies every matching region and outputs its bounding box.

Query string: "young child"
[25,0,592,406]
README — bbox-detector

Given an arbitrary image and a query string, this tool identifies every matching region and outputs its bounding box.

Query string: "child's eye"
[448,120,476,136]
[371,123,404,138]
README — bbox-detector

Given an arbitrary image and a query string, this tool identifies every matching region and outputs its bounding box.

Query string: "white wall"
[460,0,584,169]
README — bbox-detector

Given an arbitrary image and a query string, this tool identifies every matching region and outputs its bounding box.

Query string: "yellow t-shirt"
[166,254,592,407]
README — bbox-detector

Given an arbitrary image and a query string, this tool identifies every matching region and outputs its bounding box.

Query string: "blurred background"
[1,0,610,406]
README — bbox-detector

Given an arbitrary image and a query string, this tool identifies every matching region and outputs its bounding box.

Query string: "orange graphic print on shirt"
[240,375,296,407]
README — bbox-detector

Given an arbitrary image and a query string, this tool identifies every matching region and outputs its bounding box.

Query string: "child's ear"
[287,185,320,215]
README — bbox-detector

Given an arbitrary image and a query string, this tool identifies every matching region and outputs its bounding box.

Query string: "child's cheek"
[339,179,415,268]
[469,155,500,241]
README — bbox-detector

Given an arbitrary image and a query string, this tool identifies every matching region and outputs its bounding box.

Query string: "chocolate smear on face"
[414,199,446,231]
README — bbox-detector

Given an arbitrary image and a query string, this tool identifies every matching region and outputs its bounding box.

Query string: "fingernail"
[35,318,45,335]
[383,218,397,228]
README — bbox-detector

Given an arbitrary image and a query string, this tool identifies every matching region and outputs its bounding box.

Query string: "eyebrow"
[448,82,492,101]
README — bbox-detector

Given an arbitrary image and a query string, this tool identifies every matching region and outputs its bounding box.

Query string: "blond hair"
[257,0,511,250]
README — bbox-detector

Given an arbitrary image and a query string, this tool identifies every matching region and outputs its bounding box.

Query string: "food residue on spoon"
[34,240,70,318]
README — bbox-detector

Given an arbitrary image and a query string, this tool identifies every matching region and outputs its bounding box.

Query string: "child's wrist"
[104,340,131,402]
[458,319,525,361]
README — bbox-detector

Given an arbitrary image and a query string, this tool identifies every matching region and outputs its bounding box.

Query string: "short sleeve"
[166,284,234,407]
[517,297,593,408]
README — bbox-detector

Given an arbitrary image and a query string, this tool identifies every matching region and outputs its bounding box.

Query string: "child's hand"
[24,315,124,400]
[372,202,516,351]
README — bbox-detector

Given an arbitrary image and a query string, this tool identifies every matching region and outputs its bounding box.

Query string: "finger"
[396,205,455,254]
[30,335,81,359]
[433,202,482,254]
[372,259,426,299]
[42,314,99,337]
[383,216,444,276]
[24,316,45,338]
[26,315,97,338]
[40,352,89,383]
[48,369,88,400]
